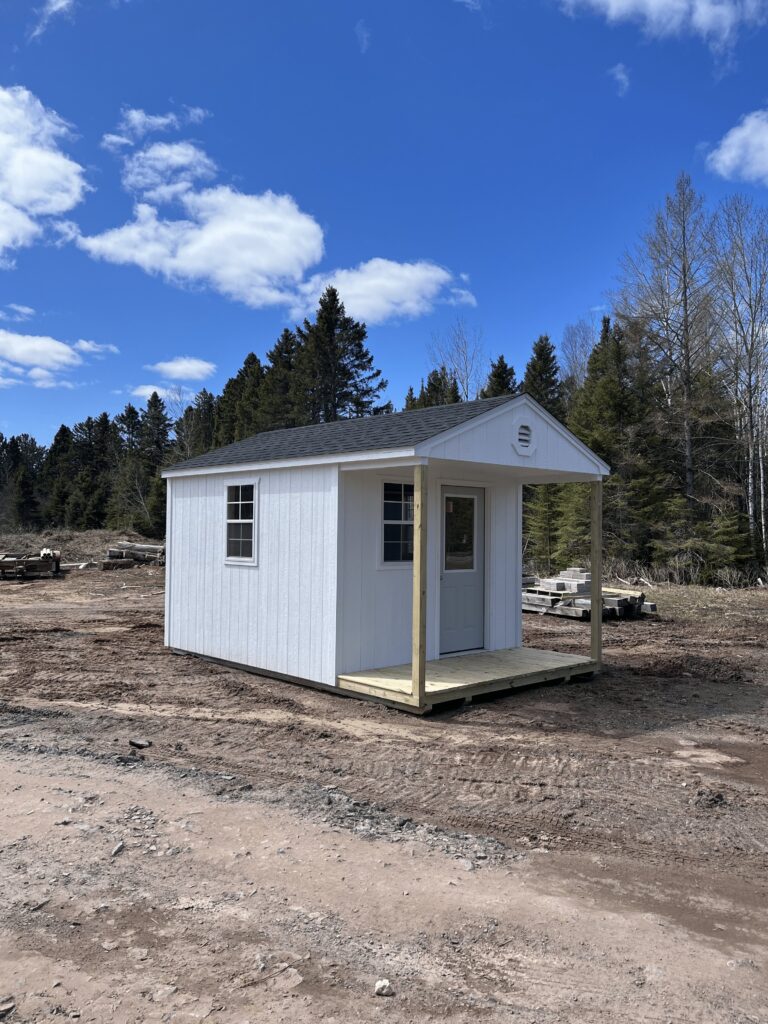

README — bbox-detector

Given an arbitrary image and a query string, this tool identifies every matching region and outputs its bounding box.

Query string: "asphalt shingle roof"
[167,395,518,472]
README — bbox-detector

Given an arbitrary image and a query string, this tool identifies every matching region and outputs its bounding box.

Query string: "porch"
[337,645,597,712]
[335,459,604,713]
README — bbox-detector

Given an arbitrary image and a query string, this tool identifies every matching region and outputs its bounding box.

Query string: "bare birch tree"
[428,317,486,400]
[617,173,715,503]
[711,195,768,554]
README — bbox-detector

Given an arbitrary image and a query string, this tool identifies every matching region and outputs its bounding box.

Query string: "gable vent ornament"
[511,420,536,457]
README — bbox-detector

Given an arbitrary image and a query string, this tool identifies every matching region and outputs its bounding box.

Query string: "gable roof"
[165,395,518,473]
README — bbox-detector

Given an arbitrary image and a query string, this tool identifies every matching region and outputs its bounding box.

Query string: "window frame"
[224,478,259,566]
[379,478,415,568]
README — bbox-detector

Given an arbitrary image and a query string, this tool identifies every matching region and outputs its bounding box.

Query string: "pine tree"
[556,318,666,566]
[140,393,172,474]
[521,335,566,571]
[40,425,75,525]
[214,353,264,445]
[115,404,142,452]
[234,353,264,440]
[295,287,387,422]
[522,335,565,421]
[405,367,461,409]
[257,329,302,431]
[12,464,41,528]
[481,355,518,398]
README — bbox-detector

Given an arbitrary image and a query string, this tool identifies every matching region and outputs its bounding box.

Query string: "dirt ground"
[1,569,766,1023]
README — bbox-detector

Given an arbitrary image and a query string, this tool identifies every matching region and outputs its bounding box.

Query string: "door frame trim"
[437,482,489,656]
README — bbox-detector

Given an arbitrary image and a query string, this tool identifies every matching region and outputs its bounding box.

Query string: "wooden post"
[590,479,603,667]
[411,463,428,705]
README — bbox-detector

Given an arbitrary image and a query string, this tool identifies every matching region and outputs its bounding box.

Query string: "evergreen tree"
[521,336,566,571]
[234,353,264,440]
[295,287,387,422]
[40,425,74,525]
[406,367,461,409]
[174,389,216,460]
[140,393,172,473]
[481,355,518,398]
[257,329,302,430]
[115,404,142,452]
[12,464,41,528]
[522,335,566,421]
[214,353,264,445]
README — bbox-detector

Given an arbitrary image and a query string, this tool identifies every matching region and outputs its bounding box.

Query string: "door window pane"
[444,496,474,571]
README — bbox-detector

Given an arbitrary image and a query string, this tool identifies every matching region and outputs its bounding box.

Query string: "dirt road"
[1,568,766,1022]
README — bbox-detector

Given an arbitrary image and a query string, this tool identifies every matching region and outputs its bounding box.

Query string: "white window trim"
[378,477,415,570]
[224,477,260,567]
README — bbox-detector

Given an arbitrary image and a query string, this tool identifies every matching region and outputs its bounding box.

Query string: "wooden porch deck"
[337,647,596,712]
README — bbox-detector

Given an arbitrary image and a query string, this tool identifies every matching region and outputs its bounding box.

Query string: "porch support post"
[411,462,428,705]
[590,479,603,667]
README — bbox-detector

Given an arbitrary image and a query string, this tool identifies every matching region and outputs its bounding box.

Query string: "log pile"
[0,548,61,580]
[522,567,655,620]
[101,541,165,569]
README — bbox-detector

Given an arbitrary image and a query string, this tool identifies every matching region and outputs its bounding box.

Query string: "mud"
[1,568,766,1022]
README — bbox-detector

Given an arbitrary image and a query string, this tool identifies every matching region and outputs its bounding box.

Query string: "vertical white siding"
[336,466,521,675]
[166,464,339,685]
[336,471,414,673]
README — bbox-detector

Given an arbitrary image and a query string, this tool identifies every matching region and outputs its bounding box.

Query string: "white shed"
[162,394,610,712]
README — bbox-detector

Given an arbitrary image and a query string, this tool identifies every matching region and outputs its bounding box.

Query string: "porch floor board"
[337,647,596,711]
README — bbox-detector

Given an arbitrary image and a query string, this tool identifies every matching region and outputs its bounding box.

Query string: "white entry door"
[440,486,485,654]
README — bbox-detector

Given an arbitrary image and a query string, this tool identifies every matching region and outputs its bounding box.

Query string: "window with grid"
[383,482,414,563]
[226,484,254,559]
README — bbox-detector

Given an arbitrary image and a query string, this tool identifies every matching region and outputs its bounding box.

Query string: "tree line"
[1,174,766,583]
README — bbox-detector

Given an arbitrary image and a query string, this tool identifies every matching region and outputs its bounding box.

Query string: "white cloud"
[122,141,217,202]
[74,338,120,355]
[609,62,631,96]
[80,103,474,326]
[77,186,326,308]
[454,0,483,10]
[0,327,82,370]
[562,0,768,48]
[101,132,132,153]
[707,108,768,185]
[355,19,371,53]
[104,105,211,150]
[0,326,117,389]
[30,0,75,40]
[292,257,475,324]
[0,302,35,322]
[144,355,216,380]
[447,287,478,307]
[0,85,88,264]
[28,365,75,389]
[131,384,174,401]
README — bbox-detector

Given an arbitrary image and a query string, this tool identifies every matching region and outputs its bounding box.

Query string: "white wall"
[336,465,521,675]
[165,463,339,685]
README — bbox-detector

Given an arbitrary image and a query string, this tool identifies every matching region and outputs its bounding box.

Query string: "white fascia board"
[414,393,611,476]
[161,446,417,479]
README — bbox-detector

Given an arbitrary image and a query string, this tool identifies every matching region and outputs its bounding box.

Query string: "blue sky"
[1,0,768,442]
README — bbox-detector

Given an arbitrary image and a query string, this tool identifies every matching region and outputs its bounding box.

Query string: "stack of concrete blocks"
[537,567,592,595]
